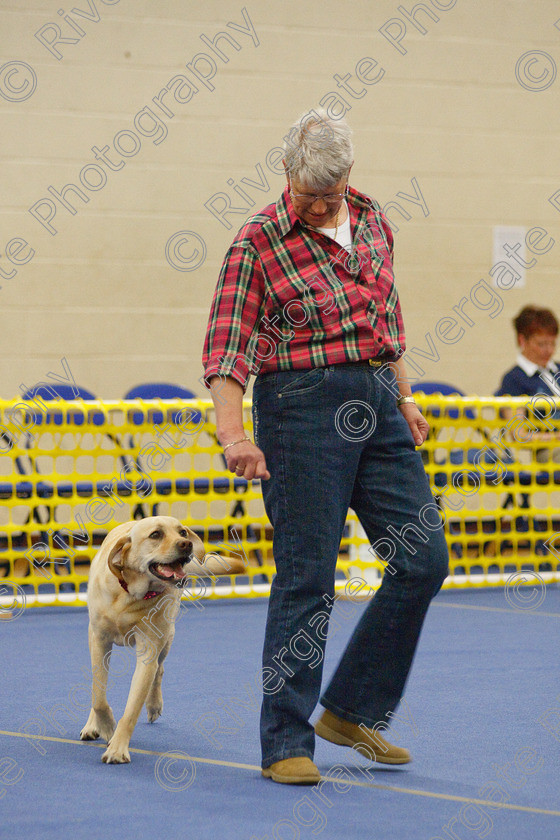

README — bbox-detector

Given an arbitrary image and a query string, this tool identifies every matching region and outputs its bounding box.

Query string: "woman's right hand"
[209,375,270,480]
[223,438,270,481]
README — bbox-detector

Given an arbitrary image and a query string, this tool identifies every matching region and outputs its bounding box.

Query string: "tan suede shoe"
[315,709,411,765]
[262,757,321,785]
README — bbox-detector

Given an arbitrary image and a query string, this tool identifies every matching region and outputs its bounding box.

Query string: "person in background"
[494,305,560,555]
[495,306,560,398]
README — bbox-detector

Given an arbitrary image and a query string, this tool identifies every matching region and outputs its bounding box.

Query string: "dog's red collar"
[117,577,161,600]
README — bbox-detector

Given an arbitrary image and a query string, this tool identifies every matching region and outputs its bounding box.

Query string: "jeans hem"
[261,748,314,770]
[319,697,387,730]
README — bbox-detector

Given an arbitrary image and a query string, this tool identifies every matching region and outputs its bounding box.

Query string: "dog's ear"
[191,538,205,563]
[107,535,132,579]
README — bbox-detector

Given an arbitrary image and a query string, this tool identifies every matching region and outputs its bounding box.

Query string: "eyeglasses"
[289,186,348,206]
[528,337,557,349]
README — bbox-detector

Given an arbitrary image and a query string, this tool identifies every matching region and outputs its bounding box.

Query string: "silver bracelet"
[223,436,252,452]
[396,395,416,406]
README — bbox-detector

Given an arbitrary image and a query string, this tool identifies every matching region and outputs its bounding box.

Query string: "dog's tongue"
[157,562,184,579]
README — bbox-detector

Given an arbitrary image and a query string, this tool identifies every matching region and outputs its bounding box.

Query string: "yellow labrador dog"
[80,516,244,763]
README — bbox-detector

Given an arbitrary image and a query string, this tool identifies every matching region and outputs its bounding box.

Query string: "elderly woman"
[203,109,449,785]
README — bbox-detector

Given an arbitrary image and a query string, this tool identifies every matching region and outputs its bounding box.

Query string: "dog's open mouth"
[149,559,190,582]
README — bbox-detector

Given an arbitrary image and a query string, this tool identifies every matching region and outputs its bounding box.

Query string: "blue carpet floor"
[1,586,559,840]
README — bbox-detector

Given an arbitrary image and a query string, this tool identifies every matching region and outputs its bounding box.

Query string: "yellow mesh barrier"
[344,393,560,593]
[0,394,558,610]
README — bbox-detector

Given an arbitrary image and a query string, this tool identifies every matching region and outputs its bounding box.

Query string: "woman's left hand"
[399,402,429,446]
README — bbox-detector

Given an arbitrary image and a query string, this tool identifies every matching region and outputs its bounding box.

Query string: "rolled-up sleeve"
[202,242,266,392]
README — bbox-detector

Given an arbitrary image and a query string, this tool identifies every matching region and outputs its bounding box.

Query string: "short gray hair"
[283,107,353,190]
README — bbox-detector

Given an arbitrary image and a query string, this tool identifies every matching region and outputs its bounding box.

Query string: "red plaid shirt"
[202,186,405,391]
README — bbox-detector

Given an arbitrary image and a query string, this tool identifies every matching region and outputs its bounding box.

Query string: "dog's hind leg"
[146,635,173,723]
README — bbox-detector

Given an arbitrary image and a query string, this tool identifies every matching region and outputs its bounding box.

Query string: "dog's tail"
[189,553,245,576]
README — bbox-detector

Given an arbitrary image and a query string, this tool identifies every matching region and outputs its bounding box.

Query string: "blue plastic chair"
[411,381,552,561]
[121,384,197,518]
[411,379,481,469]
[123,382,264,572]
[124,383,201,426]
[18,382,104,486]
[411,381,463,397]
[411,381,472,420]
[20,383,104,426]
[19,381,102,478]
[15,383,103,586]
[125,383,196,400]
[411,381,490,559]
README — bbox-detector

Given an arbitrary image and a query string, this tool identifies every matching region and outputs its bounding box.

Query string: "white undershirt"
[315,201,352,252]
[517,352,560,396]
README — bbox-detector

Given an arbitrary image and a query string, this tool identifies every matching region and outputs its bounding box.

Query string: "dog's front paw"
[102,739,131,764]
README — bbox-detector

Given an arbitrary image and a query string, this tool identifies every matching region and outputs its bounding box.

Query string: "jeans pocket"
[277,367,328,397]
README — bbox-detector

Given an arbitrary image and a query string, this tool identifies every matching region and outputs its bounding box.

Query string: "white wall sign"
[492,226,527,288]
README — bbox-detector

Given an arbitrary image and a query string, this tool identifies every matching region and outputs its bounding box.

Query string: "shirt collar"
[275,187,299,238]
[275,185,370,239]
[516,352,558,376]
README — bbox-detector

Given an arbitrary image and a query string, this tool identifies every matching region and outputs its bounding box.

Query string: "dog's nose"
[178,539,192,554]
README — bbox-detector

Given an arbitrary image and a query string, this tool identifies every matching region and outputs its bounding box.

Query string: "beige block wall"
[1,0,559,399]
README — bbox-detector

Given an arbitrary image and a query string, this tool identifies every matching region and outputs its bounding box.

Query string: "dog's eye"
[149,530,162,539]
[179,529,188,538]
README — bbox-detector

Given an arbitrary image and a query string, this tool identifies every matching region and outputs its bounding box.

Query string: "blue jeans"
[252,362,449,768]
